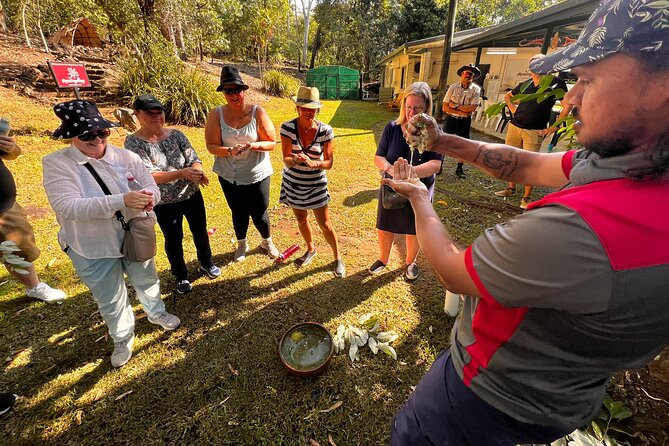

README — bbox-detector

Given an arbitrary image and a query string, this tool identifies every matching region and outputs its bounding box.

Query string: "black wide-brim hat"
[457,64,481,78]
[52,100,118,139]
[216,66,250,92]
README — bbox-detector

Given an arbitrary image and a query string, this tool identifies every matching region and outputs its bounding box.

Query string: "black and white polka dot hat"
[52,100,118,139]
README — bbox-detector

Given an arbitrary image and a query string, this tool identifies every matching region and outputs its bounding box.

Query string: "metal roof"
[377,0,599,67]
[453,0,599,51]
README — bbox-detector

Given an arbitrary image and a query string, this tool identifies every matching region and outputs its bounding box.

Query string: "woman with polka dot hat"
[43,100,181,368]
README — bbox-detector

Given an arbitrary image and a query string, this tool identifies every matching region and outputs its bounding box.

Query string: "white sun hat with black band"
[291,86,324,109]
[530,0,666,75]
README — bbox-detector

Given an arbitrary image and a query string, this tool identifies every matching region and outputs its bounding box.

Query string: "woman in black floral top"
[125,95,220,294]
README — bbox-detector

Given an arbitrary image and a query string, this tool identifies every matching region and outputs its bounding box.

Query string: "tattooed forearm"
[474,147,520,179]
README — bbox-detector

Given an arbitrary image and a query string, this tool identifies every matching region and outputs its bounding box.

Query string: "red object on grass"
[275,244,300,263]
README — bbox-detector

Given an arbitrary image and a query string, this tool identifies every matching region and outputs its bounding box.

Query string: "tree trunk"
[309,27,321,69]
[35,0,50,54]
[0,0,8,33]
[22,0,32,48]
[177,20,186,53]
[435,0,458,122]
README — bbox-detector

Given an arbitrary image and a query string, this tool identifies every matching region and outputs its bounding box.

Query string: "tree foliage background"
[1,0,563,78]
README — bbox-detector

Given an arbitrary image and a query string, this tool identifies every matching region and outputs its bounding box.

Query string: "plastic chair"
[495,105,511,133]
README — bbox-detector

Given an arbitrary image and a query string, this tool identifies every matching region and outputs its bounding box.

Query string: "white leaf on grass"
[358,313,379,331]
[377,342,397,360]
[376,331,398,343]
[348,343,359,362]
[368,336,379,354]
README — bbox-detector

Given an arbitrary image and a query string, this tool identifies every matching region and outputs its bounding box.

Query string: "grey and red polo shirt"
[451,149,669,428]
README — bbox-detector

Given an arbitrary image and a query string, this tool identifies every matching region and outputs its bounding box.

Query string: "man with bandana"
[387,0,669,444]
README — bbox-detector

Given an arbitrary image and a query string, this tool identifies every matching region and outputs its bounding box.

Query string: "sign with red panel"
[48,62,91,88]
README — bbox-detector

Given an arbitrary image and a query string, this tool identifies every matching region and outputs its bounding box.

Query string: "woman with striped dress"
[279,87,345,278]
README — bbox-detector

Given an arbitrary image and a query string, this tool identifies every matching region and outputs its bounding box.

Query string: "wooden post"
[434,0,458,122]
[540,26,554,55]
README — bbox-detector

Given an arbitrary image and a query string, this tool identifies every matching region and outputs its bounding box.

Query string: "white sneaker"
[111,334,135,368]
[260,238,280,258]
[234,241,248,262]
[148,311,181,330]
[26,282,66,302]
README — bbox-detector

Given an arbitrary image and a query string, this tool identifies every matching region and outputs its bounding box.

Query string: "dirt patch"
[22,205,52,219]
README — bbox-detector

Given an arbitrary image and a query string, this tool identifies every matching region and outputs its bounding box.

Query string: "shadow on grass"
[3,250,428,444]
[342,189,377,208]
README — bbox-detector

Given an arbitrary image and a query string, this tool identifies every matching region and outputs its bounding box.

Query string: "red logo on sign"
[48,62,91,88]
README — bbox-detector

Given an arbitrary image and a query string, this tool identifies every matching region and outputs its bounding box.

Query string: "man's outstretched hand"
[382,157,428,201]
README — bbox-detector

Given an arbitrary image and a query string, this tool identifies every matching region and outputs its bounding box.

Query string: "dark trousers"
[391,348,570,445]
[218,176,271,241]
[444,115,472,171]
[153,190,213,281]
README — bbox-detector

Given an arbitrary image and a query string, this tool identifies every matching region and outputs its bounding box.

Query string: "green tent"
[306,66,360,100]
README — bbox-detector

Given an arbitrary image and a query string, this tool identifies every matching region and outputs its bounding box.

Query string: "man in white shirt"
[442,64,481,179]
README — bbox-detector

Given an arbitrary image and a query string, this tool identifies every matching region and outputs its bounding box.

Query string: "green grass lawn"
[0,89,532,445]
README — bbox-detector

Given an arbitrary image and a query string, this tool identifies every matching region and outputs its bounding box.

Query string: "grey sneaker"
[199,265,221,279]
[295,250,316,267]
[234,241,248,262]
[334,259,346,278]
[368,260,387,274]
[494,187,516,197]
[260,239,280,258]
[111,334,135,368]
[405,263,419,281]
[26,282,66,302]
[176,279,192,294]
[148,311,181,330]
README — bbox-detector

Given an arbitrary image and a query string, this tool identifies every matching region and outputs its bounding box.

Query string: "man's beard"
[586,139,635,158]
[574,107,635,158]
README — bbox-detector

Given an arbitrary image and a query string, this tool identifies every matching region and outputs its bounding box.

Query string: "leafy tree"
[395,0,445,45]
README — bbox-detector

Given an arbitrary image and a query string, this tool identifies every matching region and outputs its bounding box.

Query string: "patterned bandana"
[531,0,666,74]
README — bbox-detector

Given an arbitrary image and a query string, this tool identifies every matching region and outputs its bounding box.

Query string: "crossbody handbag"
[83,163,157,262]
[380,171,409,210]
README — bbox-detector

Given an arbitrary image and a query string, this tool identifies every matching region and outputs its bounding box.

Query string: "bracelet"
[227,147,232,156]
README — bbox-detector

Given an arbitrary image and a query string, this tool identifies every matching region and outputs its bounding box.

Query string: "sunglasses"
[79,129,111,141]
[222,87,245,95]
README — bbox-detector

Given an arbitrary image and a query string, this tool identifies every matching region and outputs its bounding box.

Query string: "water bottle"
[275,244,300,264]
[444,290,460,317]
[126,171,143,191]
[0,118,10,136]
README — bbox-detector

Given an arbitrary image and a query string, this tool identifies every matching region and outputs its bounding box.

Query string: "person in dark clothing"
[494,54,572,209]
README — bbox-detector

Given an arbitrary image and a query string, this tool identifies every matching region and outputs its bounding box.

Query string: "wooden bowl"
[279,322,334,377]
